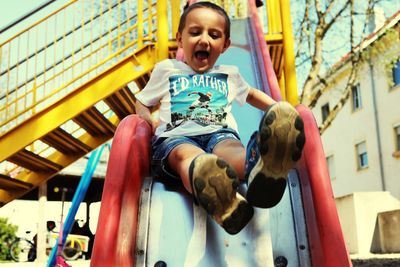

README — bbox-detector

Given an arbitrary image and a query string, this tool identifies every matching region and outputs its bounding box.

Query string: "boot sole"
[247,102,305,208]
[190,154,254,235]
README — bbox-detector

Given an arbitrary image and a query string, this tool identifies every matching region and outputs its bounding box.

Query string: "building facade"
[310,12,400,200]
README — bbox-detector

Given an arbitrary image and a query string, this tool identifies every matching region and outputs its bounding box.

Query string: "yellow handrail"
[0,0,296,137]
[0,0,159,136]
[279,0,298,105]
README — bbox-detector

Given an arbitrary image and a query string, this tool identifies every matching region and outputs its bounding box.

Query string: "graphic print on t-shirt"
[167,73,228,131]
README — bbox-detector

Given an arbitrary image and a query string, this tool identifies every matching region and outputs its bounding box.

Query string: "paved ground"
[352,258,400,267]
[2,254,399,266]
[0,259,90,266]
[351,253,400,267]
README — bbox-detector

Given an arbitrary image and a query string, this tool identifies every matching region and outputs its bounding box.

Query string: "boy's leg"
[246,101,305,208]
[166,137,253,235]
[188,153,253,235]
[167,143,205,193]
[212,138,246,179]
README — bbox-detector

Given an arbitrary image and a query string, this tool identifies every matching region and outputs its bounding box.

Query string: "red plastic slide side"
[90,115,151,267]
[296,105,352,267]
[247,0,282,101]
[247,0,352,264]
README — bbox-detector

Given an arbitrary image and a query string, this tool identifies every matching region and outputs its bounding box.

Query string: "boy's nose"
[198,33,209,45]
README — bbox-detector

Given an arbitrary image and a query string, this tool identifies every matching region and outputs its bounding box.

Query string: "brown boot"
[246,102,305,208]
[189,154,254,235]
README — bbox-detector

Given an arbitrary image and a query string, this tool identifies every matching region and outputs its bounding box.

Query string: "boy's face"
[176,7,231,73]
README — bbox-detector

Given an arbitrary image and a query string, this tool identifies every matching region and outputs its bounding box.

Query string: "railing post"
[171,0,180,39]
[279,0,298,105]
[266,0,281,34]
[138,0,143,47]
[157,0,169,61]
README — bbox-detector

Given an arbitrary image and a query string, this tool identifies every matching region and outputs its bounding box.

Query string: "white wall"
[336,192,400,254]
[311,28,400,200]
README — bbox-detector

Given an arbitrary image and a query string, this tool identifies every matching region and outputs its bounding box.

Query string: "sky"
[0,0,49,28]
[0,0,69,42]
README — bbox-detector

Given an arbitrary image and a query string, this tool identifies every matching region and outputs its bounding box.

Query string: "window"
[351,84,362,111]
[395,125,400,152]
[321,103,330,122]
[393,60,400,86]
[394,125,400,158]
[326,155,336,180]
[356,141,368,169]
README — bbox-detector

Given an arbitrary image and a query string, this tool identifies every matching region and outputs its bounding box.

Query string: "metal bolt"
[274,256,288,267]
[154,260,167,267]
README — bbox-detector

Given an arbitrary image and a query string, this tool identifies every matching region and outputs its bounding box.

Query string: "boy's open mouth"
[194,50,210,60]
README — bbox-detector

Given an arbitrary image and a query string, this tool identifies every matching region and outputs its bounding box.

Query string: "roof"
[325,10,400,80]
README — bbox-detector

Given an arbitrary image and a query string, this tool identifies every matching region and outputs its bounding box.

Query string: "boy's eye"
[189,31,200,36]
[209,31,222,39]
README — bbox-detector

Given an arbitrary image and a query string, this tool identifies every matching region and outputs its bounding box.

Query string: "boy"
[135,1,305,235]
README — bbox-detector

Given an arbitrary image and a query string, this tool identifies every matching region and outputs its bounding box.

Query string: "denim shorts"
[151,128,241,180]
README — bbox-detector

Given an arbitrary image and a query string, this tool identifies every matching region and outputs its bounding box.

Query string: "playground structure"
[9,227,89,262]
[0,0,352,266]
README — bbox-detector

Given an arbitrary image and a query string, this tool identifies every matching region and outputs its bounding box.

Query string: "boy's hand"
[246,88,277,110]
[135,100,156,134]
[150,119,159,134]
[140,117,158,134]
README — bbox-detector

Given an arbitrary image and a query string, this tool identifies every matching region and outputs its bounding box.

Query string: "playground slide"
[91,5,351,267]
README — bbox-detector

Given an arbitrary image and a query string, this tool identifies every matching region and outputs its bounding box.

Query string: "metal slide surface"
[91,14,351,267]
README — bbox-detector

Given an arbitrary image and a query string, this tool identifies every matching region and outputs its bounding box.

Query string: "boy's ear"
[176,32,183,48]
[222,38,231,53]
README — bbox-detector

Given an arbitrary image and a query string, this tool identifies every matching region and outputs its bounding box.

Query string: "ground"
[351,255,400,267]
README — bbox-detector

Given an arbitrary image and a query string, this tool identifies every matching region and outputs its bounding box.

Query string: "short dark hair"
[178,1,231,39]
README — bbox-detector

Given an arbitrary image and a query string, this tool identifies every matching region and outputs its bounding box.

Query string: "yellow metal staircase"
[0,0,290,206]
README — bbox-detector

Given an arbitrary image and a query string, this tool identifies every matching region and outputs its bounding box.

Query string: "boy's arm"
[135,100,158,133]
[246,88,277,110]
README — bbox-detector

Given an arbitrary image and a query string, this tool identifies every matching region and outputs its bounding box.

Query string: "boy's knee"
[169,144,203,166]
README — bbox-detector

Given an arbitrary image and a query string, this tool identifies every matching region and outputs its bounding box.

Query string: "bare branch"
[314,0,324,21]
[299,1,352,103]
[319,0,380,133]
[299,23,324,103]
[296,55,312,68]
[295,1,311,59]
[322,1,351,35]
[297,0,388,136]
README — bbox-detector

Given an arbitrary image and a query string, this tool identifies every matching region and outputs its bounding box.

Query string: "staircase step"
[105,87,136,120]
[134,72,150,89]
[41,127,92,154]
[8,149,63,172]
[0,174,33,191]
[73,107,116,137]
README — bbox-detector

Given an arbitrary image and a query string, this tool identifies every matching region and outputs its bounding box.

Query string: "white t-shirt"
[136,59,251,138]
